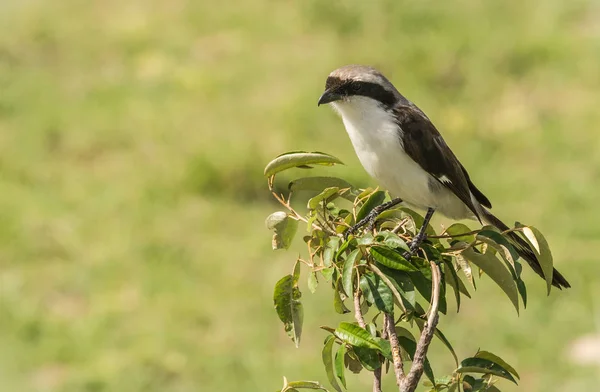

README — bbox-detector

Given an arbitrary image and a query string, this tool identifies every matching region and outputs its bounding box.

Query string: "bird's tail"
[480,209,570,289]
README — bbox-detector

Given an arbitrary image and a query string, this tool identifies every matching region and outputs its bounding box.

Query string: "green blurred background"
[1,0,599,391]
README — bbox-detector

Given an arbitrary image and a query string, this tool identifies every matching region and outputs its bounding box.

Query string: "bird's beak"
[318,89,342,106]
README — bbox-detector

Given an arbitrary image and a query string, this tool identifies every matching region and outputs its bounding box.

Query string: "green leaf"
[517,224,554,295]
[289,176,355,193]
[362,273,394,314]
[352,346,381,371]
[293,260,302,285]
[377,231,410,251]
[371,265,416,310]
[454,252,476,290]
[461,375,486,391]
[321,267,335,282]
[286,380,329,390]
[356,190,387,222]
[370,246,418,272]
[274,275,303,347]
[474,351,519,379]
[264,151,343,177]
[333,279,351,314]
[414,319,458,366]
[266,212,299,250]
[457,357,517,384]
[342,249,360,297]
[477,230,519,266]
[444,223,476,243]
[322,336,343,392]
[359,275,375,304]
[516,270,527,308]
[334,344,347,388]
[461,247,519,314]
[323,237,341,267]
[444,262,460,311]
[334,322,384,351]
[408,268,447,315]
[444,262,465,312]
[308,271,318,293]
[308,187,340,210]
[344,351,363,374]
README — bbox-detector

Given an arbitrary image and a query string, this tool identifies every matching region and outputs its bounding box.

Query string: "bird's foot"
[402,231,428,260]
[344,198,404,240]
[345,212,377,240]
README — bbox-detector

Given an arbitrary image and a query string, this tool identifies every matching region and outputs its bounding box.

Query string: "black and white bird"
[318,64,570,289]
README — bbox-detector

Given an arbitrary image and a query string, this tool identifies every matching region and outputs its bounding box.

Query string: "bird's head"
[318,65,400,110]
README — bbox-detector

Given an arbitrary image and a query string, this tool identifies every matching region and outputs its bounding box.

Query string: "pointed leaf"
[266,212,299,250]
[344,351,363,374]
[335,344,347,388]
[308,187,340,210]
[274,275,303,347]
[356,190,386,222]
[362,273,394,314]
[477,230,519,265]
[308,271,318,293]
[474,351,519,379]
[409,268,447,315]
[457,357,517,384]
[264,151,343,177]
[455,252,476,289]
[342,249,360,297]
[286,380,329,390]
[370,246,418,272]
[334,279,351,314]
[322,336,343,392]
[461,248,519,314]
[518,224,554,294]
[323,237,341,267]
[371,264,416,309]
[334,322,383,352]
[352,346,381,371]
[377,231,410,252]
[444,223,476,243]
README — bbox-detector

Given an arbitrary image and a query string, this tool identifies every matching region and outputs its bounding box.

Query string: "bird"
[317,64,570,289]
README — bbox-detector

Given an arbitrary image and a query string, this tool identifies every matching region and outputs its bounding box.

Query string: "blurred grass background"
[1,0,599,391]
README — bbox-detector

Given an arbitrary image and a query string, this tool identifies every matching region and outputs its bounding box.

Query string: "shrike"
[318,64,569,289]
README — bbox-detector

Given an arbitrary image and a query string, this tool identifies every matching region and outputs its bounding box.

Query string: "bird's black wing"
[393,104,491,220]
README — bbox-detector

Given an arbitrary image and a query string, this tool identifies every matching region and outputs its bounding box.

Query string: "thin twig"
[428,229,481,239]
[268,177,337,235]
[401,261,441,392]
[385,313,406,386]
[391,218,410,234]
[370,263,407,314]
[373,367,383,392]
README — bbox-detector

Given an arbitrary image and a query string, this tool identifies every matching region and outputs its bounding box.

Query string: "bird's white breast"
[331,98,471,219]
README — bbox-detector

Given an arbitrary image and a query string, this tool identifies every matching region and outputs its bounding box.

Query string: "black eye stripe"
[343,81,397,107]
[323,77,397,107]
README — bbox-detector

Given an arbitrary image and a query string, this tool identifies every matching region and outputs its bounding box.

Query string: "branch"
[401,261,441,392]
[353,282,382,392]
[385,313,406,386]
